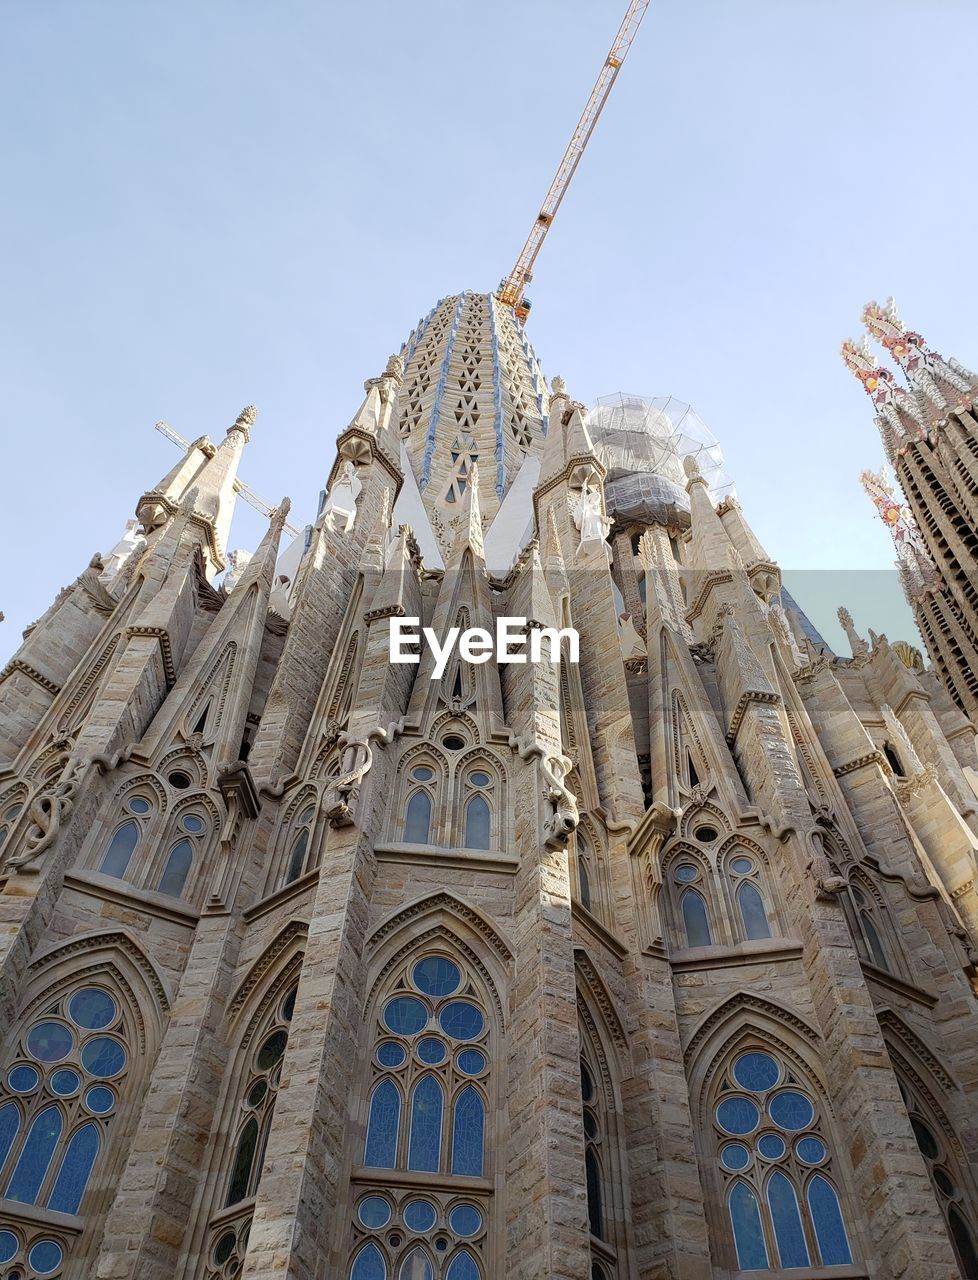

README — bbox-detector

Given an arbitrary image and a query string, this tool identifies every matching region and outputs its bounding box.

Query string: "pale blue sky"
[2,0,975,660]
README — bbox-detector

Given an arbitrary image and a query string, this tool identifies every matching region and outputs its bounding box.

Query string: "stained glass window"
[157,838,193,897]
[408,1076,443,1172]
[451,1086,484,1176]
[681,889,712,948]
[99,819,139,878]
[463,795,491,850]
[365,1080,401,1169]
[405,790,433,844]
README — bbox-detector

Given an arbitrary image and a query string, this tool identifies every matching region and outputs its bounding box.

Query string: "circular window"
[168,771,192,790]
[181,814,205,834]
[7,1065,39,1093]
[383,997,428,1036]
[757,1133,786,1159]
[439,1001,485,1040]
[796,1136,826,1165]
[0,1232,16,1265]
[281,990,296,1022]
[674,864,698,883]
[716,1096,760,1135]
[442,735,466,751]
[732,1052,780,1093]
[457,1049,486,1075]
[731,856,754,874]
[27,1241,63,1275]
[26,1022,74,1063]
[404,1200,437,1232]
[256,1030,288,1072]
[434,1236,449,1252]
[412,956,461,997]
[247,1080,268,1107]
[84,1085,116,1115]
[469,771,490,787]
[449,1203,483,1236]
[769,1090,815,1132]
[411,766,434,782]
[387,1233,402,1248]
[377,1041,407,1068]
[417,1037,447,1065]
[695,825,718,843]
[81,1036,127,1078]
[127,797,151,815]
[68,988,118,1030]
[51,1068,81,1097]
[720,1143,750,1171]
[214,1231,237,1265]
[357,1196,392,1229]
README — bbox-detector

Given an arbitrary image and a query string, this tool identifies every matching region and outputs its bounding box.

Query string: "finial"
[229,405,257,437]
[683,453,702,480]
[837,606,854,629]
[551,375,568,399]
[384,353,404,383]
[273,497,292,525]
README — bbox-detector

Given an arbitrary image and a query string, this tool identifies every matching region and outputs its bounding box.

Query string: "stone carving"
[322,460,362,533]
[570,474,611,559]
[540,752,579,848]
[324,738,373,826]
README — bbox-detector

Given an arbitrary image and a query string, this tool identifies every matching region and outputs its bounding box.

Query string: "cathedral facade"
[1,290,977,1280]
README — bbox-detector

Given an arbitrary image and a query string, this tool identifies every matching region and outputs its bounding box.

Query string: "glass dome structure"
[587,393,734,528]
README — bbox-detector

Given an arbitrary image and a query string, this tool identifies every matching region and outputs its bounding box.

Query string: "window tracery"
[350,951,492,1279]
[710,1045,853,1271]
[726,852,773,942]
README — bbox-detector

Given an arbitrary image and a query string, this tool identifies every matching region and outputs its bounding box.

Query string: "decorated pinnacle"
[683,453,702,480]
[230,405,258,436]
[550,375,568,399]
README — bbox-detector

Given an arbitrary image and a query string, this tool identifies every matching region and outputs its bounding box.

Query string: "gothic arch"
[367,892,513,965]
[429,709,481,746]
[227,921,309,1030]
[183,640,237,739]
[684,993,822,1085]
[573,949,628,1060]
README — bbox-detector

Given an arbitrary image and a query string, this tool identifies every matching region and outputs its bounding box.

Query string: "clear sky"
[2,0,975,661]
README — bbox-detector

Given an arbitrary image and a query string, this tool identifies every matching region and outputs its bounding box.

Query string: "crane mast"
[496,0,651,323]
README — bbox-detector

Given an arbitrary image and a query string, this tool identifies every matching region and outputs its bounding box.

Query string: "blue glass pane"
[8,1065,39,1092]
[758,1134,786,1159]
[738,883,772,940]
[351,1242,387,1280]
[733,1052,780,1093]
[769,1091,814,1132]
[0,1231,16,1264]
[731,856,754,874]
[181,814,205,833]
[861,913,889,970]
[796,1137,826,1165]
[451,1086,484,1176]
[577,856,592,911]
[721,1143,750,1171]
[85,1086,115,1115]
[405,790,432,843]
[50,1069,81,1097]
[681,890,712,947]
[808,1175,852,1265]
[408,1076,443,1173]
[364,1079,400,1169]
[449,1204,483,1236]
[768,1171,810,1267]
[716,1096,760,1135]
[377,1041,407,1068]
[47,1121,100,1214]
[357,1195,392,1229]
[674,864,698,882]
[81,1036,127,1078]
[28,1240,64,1275]
[404,1199,437,1232]
[446,1250,480,1280]
[284,830,309,885]
[0,1102,21,1172]
[383,997,428,1036]
[413,957,461,997]
[729,1181,769,1270]
[100,820,139,877]
[26,1022,73,1063]
[418,1037,447,1065]
[398,1249,434,1280]
[127,797,151,814]
[457,1049,486,1075]
[6,1106,63,1204]
[68,988,117,1030]
[439,1002,484,1041]
[226,1116,258,1205]
[158,839,193,897]
[463,795,491,850]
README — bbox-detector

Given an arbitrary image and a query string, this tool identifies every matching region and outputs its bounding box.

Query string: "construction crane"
[496,0,651,323]
[154,419,301,537]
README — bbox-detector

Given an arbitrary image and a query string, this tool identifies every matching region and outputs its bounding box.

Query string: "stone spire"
[682,453,742,576]
[187,406,255,572]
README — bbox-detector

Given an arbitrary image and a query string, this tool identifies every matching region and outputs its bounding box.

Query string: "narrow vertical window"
[351,1242,387,1280]
[5,1107,63,1204]
[225,1116,259,1206]
[47,1122,100,1214]
[284,829,309,885]
[729,1182,769,1270]
[446,1250,480,1280]
[398,1248,434,1280]
[463,795,491,850]
[405,790,432,844]
[451,1085,485,1176]
[100,819,139,878]
[807,1175,852,1265]
[0,1103,21,1171]
[768,1170,809,1267]
[585,1148,603,1239]
[157,839,193,897]
[681,889,712,947]
[737,882,771,941]
[408,1076,443,1172]
[364,1080,401,1169]
[577,853,592,911]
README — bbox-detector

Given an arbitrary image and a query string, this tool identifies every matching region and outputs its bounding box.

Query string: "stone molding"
[0,659,61,695]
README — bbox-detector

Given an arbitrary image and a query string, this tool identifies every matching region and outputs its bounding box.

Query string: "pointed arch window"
[353,949,492,1276]
[405,789,433,844]
[0,982,131,1238]
[0,801,23,851]
[849,883,891,971]
[460,763,495,851]
[727,853,772,942]
[282,804,316,887]
[677,871,712,948]
[157,839,193,898]
[712,1046,853,1271]
[99,819,140,879]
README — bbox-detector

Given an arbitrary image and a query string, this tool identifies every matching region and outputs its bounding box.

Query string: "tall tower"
[842,300,978,721]
[1,294,977,1280]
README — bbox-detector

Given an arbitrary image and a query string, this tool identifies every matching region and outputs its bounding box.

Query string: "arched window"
[158,839,193,898]
[883,742,905,776]
[727,853,772,942]
[97,791,156,880]
[404,789,433,844]
[898,1075,978,1278]
[712,1045,853,1270]
[848,883,890,971]
[0,982,130,1239]
[353,950,492,1277]
[223,986,295,1208]
[460,767,495,851]
[672,861,713,948]
[578,852,593,912]
[0,800,23,850]
[282,804,316,887]
[580,1055,604,1239]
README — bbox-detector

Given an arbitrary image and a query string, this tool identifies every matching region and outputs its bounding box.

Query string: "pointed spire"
[717,495,770,565]
[188,407,255,569]
[538,377,601,487]
[683,453,742,575]
[543,504,566,575]
[861,298,977,418]
[136,431,212,534]
[837,606,869,658]
[448,461,485,565]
